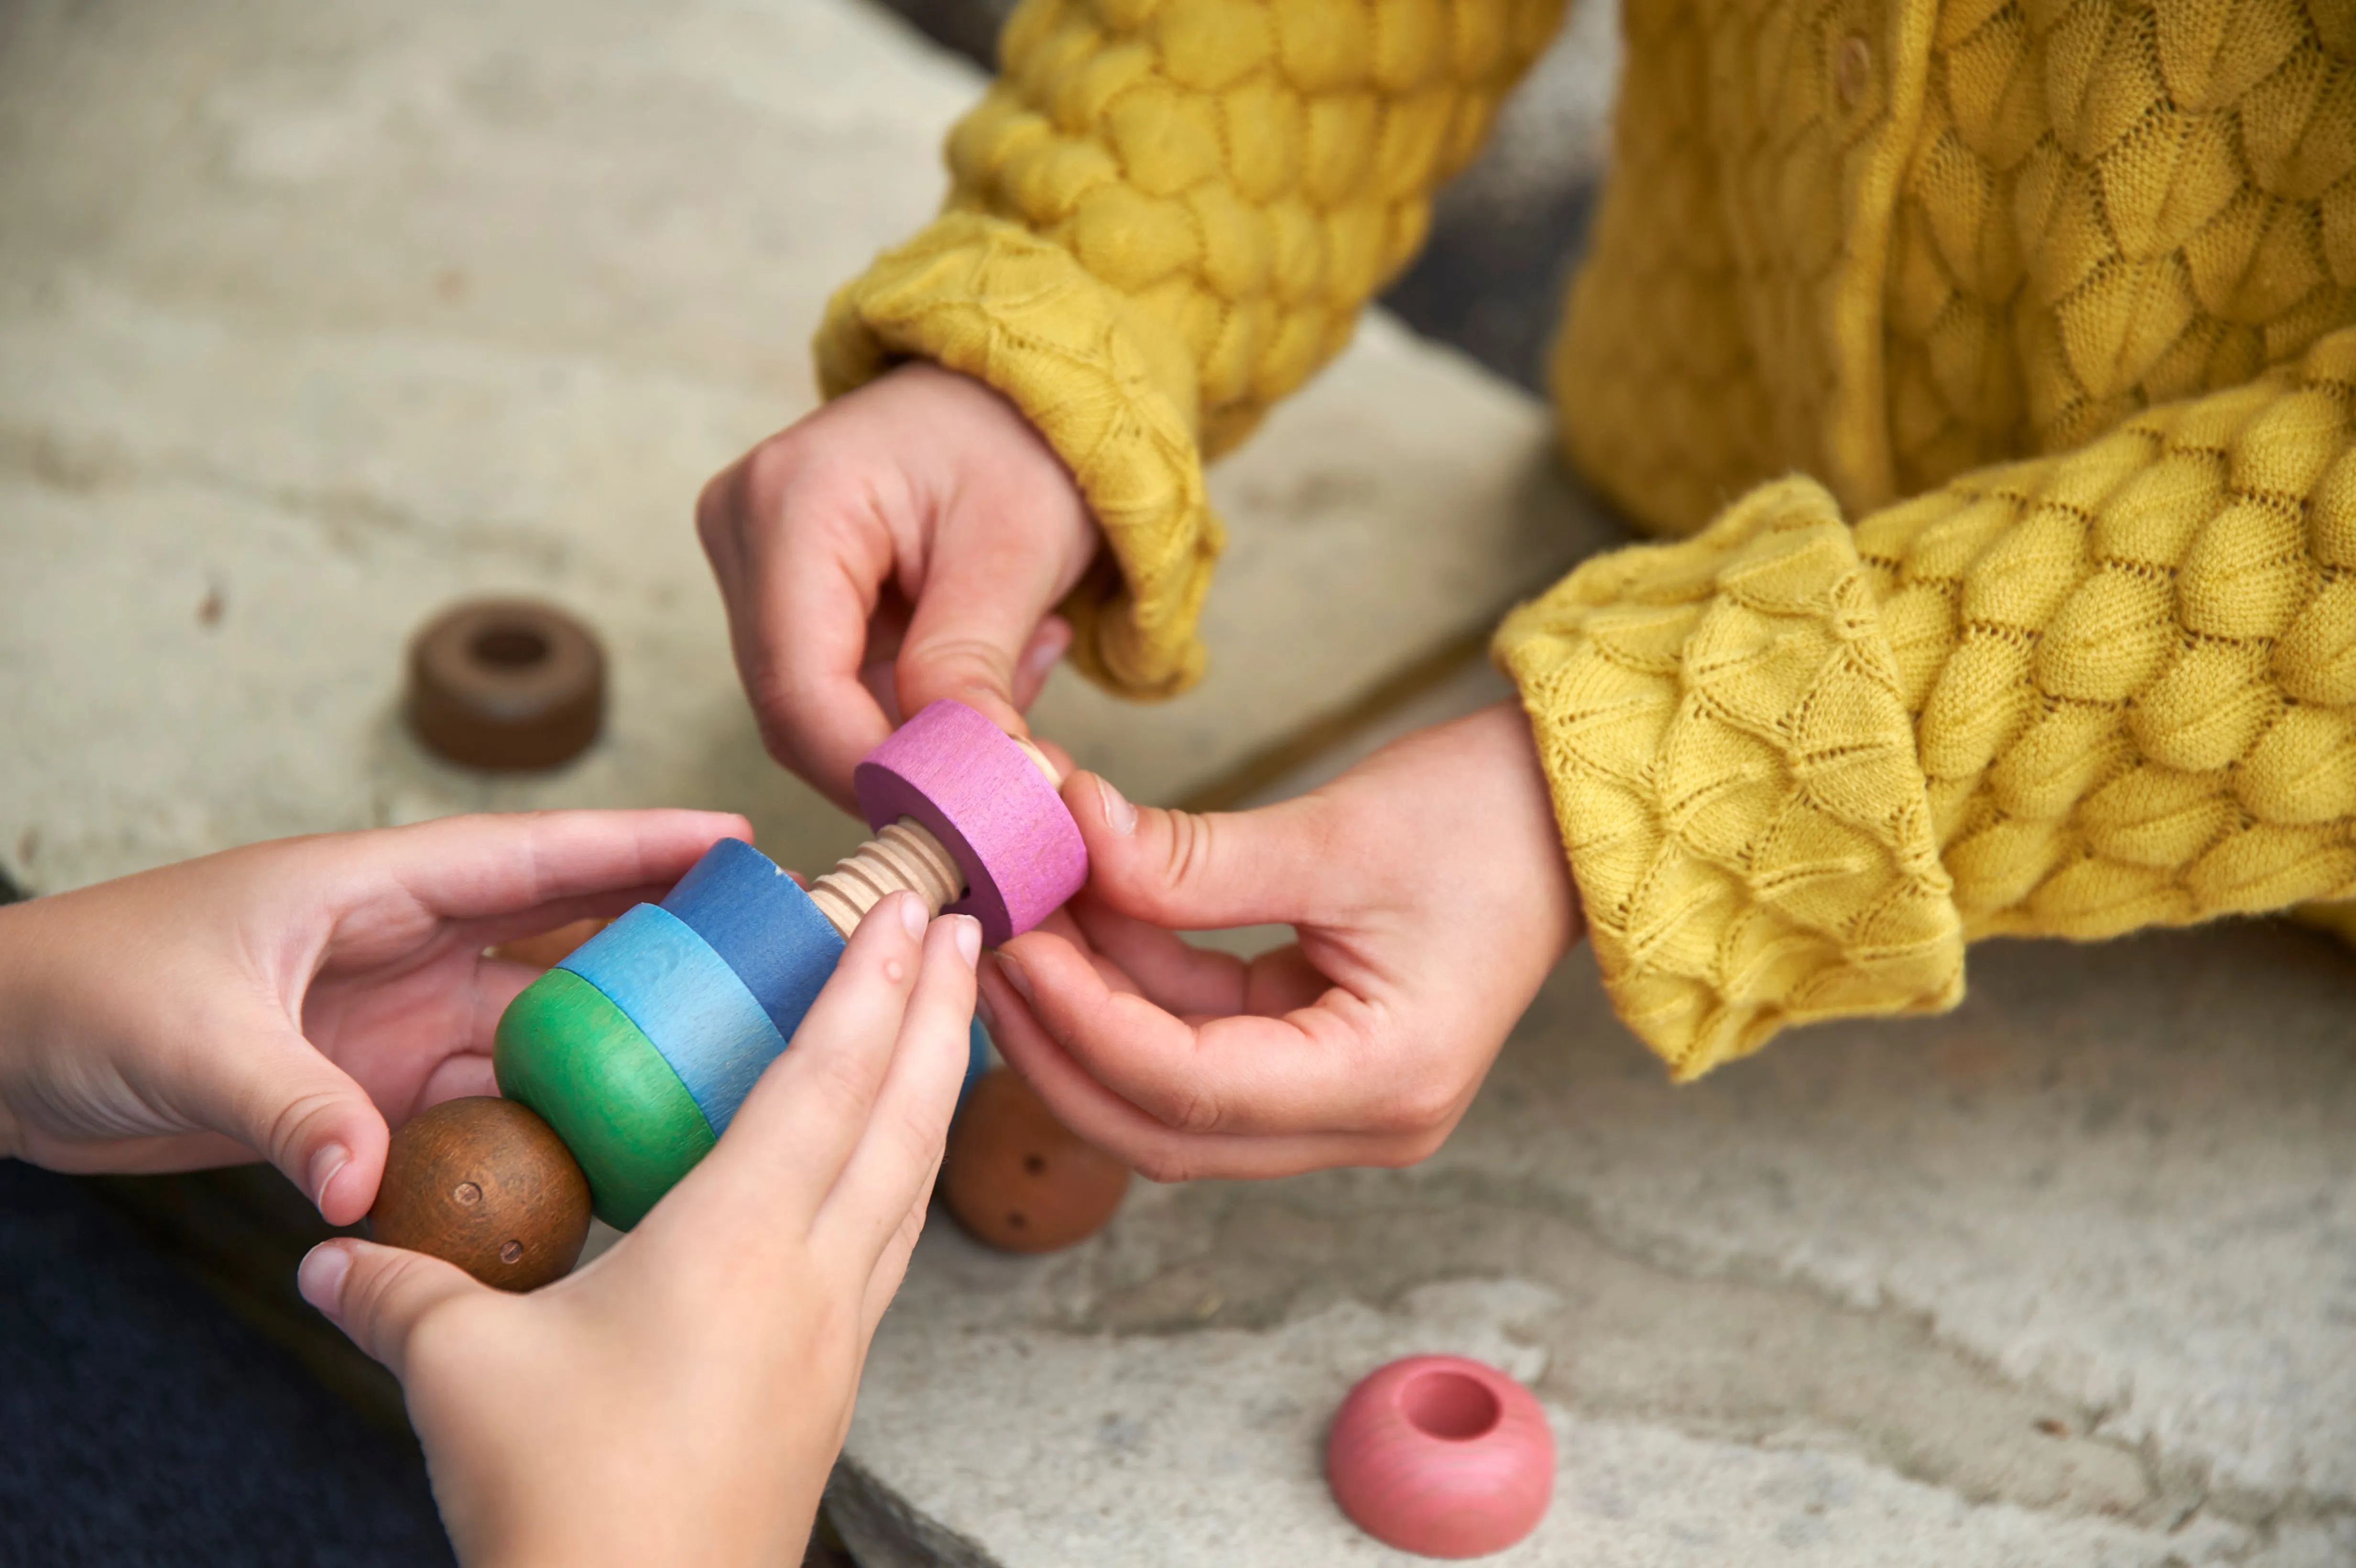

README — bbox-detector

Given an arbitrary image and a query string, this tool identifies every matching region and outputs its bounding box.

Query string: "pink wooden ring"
[1326,1355,1554,1559]
[853,700,1087,946]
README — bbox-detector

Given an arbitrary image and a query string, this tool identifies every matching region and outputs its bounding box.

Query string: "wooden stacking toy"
[371,700,1092,1281]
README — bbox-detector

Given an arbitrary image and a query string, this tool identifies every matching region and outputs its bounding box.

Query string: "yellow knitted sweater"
[816,0,2356,1078]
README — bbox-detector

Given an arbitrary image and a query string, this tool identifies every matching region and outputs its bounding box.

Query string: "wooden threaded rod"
[806,737,1062,940]
[808,820,963,938]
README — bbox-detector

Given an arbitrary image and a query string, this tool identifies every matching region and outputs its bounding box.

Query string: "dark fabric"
[0,1160,455,1568]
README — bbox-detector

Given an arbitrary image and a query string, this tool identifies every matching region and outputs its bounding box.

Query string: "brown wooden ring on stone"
[941,1068,1130,1253]
[407,598,605,771]
[368,1096,592,1291]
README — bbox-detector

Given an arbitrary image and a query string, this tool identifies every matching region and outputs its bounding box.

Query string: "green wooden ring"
[493,968,714,1230]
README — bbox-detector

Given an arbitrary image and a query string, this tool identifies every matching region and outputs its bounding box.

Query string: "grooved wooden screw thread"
[808,736,1061,938]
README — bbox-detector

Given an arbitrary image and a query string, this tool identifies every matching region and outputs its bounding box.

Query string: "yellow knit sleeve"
[816,0,1566,697]
[1498,326,2356,1078]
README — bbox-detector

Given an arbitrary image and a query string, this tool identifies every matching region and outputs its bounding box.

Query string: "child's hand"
[300,894,978,1566]
[0,811,746,1223]
[979,704,1584,1180]
[697,362,1100,811]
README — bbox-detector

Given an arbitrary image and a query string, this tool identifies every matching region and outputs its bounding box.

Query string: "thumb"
[299,1238,483,1379]
[1065,772,1333,931]
[196,1020,389,1226]
[894,600,1053,741]
[894,551,1076,740]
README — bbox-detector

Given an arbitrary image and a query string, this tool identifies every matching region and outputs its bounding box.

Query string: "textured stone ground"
[0,0,1602,899]
[4,3,2352,1566]
[835,912,2356,1568]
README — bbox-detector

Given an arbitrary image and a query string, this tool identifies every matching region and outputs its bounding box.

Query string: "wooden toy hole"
[470,625,551,670]
[452,1182,482,1207]
[1023,1154,1047,1176]
[1005,1211,1027,1230]
[499,1240,524,1264]
[1401,1371,1501,1441]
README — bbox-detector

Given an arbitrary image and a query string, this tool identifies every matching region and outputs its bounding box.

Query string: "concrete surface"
[834,914,2356,1567]
[0,0,1605,900]
[4,3,2353,1567]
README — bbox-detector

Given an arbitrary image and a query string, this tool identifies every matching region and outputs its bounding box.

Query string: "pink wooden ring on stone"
[1326,1355,1553,1559]
[853,700,1087,947]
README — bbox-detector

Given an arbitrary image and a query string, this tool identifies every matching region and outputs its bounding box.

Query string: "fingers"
[1055,892,1275,1018]
[362,809,752,943]
[696,365,1099,805]
[299,1238,483,1380]
[698,893,930,1225]
[1063,773,1339,932]
[980,952,1408,1181]
[856,1181,937,1341]
[191,1016,391,1225]
[412,1051,496,1111]
[980,932,1463,1175]
[809,914,979,1274]
[891,526,1073,737]
[1008,617,1074,713]
[723,463,903,808]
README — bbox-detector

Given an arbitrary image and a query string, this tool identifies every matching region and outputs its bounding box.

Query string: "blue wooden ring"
[662,838,993,1115]
[560,903,786,1137]
[661,838,845,1038]
[962,1016,990,1108]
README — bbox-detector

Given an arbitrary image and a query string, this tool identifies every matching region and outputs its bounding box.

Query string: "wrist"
[1467,699,1582,952]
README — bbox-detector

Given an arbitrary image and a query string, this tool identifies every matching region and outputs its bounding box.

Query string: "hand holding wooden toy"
[370,700,1110,1280]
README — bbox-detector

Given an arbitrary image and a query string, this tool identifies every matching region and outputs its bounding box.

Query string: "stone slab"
[834,916,2356,1567]
[0,0,1607,900]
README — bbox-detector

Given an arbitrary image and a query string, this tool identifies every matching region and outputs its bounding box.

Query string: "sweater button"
[1836,33,1873,107]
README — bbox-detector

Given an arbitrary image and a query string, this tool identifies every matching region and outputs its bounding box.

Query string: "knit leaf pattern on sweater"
[1884,0,2356,497]
[821,0,2356,1072]
[1495,479,1965,1078]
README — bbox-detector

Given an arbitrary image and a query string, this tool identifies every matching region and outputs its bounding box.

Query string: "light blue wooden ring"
[660,838,844,1039]
[559,903,786,1137]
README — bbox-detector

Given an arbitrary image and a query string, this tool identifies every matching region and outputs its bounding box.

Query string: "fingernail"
[308,1143,349,1209]
[298,1242,351,1316]
[897,891,927,939]
[1096,775,1137,836]
[994,951,1036,1008]
[974,987,999,1033]
[950,914,982,967]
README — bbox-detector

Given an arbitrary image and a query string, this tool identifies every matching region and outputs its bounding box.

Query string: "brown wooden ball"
[369,1096,591,1291]
[941,1068,1130,1253]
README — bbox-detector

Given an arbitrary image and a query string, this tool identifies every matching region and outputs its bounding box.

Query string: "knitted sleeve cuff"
[1493,476,1966,1078]
[814,210,1223,700]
